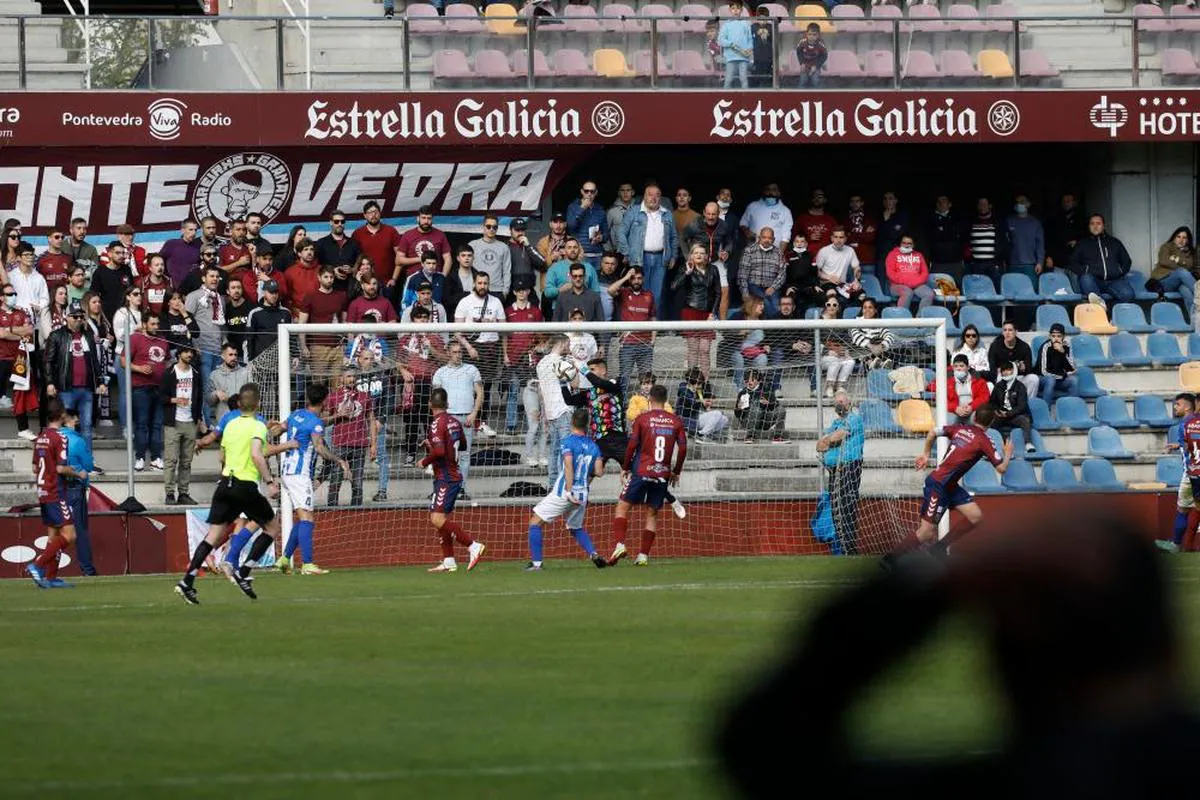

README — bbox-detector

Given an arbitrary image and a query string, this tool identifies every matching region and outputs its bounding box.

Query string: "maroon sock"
[437,527,455,558]
[613,516,628,546]
[640,529,656,556]
[930,519,976,555]
[37,536,67,578]
[1185,510,1200,552]
[444,521,474,547]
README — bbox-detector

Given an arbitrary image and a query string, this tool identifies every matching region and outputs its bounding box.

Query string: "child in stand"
[795,22,828,87]
[751,6,774,88]
[705,19,723,74]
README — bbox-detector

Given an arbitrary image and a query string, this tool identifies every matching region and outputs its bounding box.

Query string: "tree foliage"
[61,17,210,89]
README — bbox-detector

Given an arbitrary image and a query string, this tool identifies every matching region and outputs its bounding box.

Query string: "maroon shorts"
[680,306,714,340]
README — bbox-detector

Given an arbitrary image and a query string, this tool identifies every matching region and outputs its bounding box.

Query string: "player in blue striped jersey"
[525,407,607,571]
[278,382,348,575]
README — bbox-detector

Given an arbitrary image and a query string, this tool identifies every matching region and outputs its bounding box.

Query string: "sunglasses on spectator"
[582,189,597,194]
[484,224,498,230]
[129,290,142,296]
[332,218,345,224]
[964,333,978,339]
[2,292,15,297]
[824,302,838,308]
[6,234,18,240]
[50,234,63,240]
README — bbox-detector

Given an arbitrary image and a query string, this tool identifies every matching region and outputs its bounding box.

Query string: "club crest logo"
[192,152,293,225]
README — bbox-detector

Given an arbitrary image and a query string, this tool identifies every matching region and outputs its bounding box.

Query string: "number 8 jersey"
[625,408,688,479]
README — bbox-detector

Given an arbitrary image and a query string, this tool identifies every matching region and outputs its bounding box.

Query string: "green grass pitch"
[4,556,1199,798]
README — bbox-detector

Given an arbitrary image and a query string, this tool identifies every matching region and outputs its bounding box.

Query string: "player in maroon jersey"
[608,384,688,566]
[886,404,1012,567]
[25,399,89,588]
[420,387,485,573]
[1176,410,1200,550]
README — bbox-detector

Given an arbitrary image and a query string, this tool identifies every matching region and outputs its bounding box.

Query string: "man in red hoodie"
[929,353,991,424]
[885,234,934,312]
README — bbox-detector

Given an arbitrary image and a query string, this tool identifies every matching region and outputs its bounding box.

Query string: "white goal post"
[266,317,948,563]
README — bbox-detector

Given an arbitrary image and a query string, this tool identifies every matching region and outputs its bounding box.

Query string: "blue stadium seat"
[842,306,861,320]
[805,307,821,319]
[1094,396,1138,429]
[1055,396,1098,430]
[1042,458,1084,491]
[985,427,1004,453]
[1107,332,1153,367]
[917,306,960,337]
[1035,303,1080,334]
[1188,334,1200,360]
[1151,301,1191,333]
[1028,396,1059,431]
[1169,423,1181,447]
[1127,270,1181,301]
[1010,427,1055,460]
[1088,425,1135,459]
[1111,302,1155,333]
[1074,366,1108,398]
[859,398,903,435]
[1038,271,1082,303]
[866,368,909,402]
[860,274,893,304]
[1071,334,1114,368]
[1031,335,1047,357]
[962,274,1004,303]
[1135,395,1174,428]
[1080,457,1126,490]
[1157,455,1184,487]
[881,306,913,321]
[1002,459,1044,492]
[1001,272,1040,303]
[1147,332,1188,366]
[963,460,1006,494]
[957,304,1001,336]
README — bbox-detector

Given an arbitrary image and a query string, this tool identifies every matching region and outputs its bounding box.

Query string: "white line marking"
[1,578,854,614]
[5,758,712,794]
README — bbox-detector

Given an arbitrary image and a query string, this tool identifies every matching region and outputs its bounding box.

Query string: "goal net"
[245,314,948,568]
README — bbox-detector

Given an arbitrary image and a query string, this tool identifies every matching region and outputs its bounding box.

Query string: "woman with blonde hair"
[673,243,722,378]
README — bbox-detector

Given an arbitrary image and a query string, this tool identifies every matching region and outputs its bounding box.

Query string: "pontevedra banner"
[0,147,586,245]
[0,90,1197,147]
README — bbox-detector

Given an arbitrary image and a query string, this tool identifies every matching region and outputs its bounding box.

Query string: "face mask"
[1001,373,1014,384]
[835,404,849,417]
[717,200,731,210]
[1014,203,1028,214]
[899,245,913,254]
[4,296,13,309]
[763,196,778,207]
[759,243,772,252]
[953,369,968,380]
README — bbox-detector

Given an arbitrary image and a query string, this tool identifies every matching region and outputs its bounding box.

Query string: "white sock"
[445,557,456,568]
[533,560,542,567]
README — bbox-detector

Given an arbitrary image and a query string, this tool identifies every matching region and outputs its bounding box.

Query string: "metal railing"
[0,11,1182,91]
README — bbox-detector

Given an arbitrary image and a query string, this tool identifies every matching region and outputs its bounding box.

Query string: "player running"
[422,387,486,573]
[175,383,288,604]
[526,407,607,571]
[25,399,89,589]
[278,382,349,575]
[195,396,292,581]
[608,384,688,567]
[885,404,1012,567]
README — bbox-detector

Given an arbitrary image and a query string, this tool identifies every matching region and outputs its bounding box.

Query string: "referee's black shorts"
[207,476,275,527]
[598,434,628,465]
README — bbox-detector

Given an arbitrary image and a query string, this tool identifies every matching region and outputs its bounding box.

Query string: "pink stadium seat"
[946,4,987,32]
[1162,47,1200,78]
[1134,3,1171,33]
[1167,4,1200,31]
[824,48,864,78]
[474,48,515,79]
[984,1,1024,33]
[407,2,444,34]
[781,49,802,75]
[867,3,901,34]
[759,3,789,17]
[1018,48,1059,78]
[433,49,472,79]
[939,49,979,78]
[602,2,641,32]
[671,49,712,76]
[661,3,709,32]
[901,48,941,80]
[552,48,592,77]
[511,49,555,78]
[633,49,670,76]
[904,4,948,33]
[830,4,873,33]
[638,3,676,35]
[561,4,602,32]
[443,3,485,33]
[865,48,896,79]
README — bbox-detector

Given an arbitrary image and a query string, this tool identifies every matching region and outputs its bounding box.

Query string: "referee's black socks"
[239,532,274,578]
[184,541,214,587]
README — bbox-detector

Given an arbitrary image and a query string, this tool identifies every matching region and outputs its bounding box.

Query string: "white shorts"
[533,492,587,529]
[282,474,315,512]
[1179,472,1194,510]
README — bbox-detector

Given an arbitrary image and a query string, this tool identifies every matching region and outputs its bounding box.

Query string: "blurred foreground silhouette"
[717,505,1200,798]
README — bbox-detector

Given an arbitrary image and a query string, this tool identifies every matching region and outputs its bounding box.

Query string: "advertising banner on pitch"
[0,147,586,245]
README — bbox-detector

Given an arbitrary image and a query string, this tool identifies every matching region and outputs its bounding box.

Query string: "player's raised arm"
[593,453,605,479]
[312,429,350,475]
